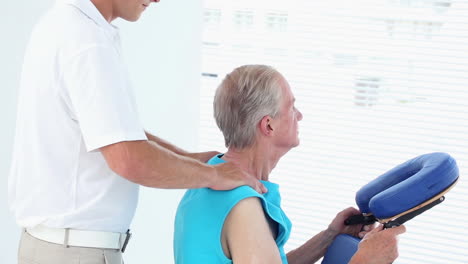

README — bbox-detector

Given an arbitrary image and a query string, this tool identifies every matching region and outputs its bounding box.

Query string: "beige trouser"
[18,230,123,264]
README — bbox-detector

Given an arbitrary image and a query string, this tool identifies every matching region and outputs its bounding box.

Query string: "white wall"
[116,1,203,263]
[0,1,202,263]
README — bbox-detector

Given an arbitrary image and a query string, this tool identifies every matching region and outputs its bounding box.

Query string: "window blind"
[199,0,468,263]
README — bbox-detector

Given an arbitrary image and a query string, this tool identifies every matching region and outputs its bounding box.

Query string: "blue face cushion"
[346,152,459,227]
[322,152,459,264]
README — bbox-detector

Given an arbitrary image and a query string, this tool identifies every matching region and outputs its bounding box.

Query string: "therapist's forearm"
[145,131,219,163]
[145,131,189,156]
[287,229,337,264]
[101,139,218,189]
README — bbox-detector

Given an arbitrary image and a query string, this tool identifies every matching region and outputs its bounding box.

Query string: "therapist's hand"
[349,224,406,264]
[209,162,267,194]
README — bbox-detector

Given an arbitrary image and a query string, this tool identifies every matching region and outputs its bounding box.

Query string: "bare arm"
[287,206,405,264]
[286,229,336,264]
[100,139,266,192]
[101,139,211,188]
[145,131,219,163]
[287,207,364,264]
[144,131,189,156]
[223,197,282,264]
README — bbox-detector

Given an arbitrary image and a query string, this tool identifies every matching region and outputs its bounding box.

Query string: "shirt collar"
[61,0,119,38]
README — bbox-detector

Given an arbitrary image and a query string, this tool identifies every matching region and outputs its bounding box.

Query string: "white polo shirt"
[8,0,147,233]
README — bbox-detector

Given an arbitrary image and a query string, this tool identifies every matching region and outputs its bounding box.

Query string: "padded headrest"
[324,153,459,264]
[355,152,459,220]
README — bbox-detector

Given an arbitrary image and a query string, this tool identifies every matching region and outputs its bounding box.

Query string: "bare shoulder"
[222,196,282,263]
[223,197,265,243]
[229,196,264,218]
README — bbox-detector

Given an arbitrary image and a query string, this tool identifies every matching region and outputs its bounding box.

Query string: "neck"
[91,0,115,22]
[223,141,285,182]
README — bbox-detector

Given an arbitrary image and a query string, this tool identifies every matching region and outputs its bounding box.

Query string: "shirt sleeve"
[63,44,147,152]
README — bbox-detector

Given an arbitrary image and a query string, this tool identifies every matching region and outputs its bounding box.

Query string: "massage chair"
[322,152,459,264]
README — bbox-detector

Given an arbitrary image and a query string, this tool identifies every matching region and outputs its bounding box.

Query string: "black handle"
[345,214,377,225]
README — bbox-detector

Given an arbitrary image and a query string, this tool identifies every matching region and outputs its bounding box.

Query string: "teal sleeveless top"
[174,154,292,263]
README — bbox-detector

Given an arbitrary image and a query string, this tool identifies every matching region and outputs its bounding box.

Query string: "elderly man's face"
[272,76,303,149]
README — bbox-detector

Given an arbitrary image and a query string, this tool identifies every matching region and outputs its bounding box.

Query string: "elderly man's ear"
[259,116,275,136]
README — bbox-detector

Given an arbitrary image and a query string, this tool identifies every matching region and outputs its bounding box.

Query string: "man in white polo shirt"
[8,0,266,263]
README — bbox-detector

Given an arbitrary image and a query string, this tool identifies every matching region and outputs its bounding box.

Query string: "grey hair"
[213,65,283,149]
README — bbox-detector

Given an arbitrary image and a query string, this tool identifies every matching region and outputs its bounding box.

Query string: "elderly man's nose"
[296,109,303,121]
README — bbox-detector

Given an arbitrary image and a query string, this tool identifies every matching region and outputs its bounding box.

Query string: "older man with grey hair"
[173,64,405,264]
